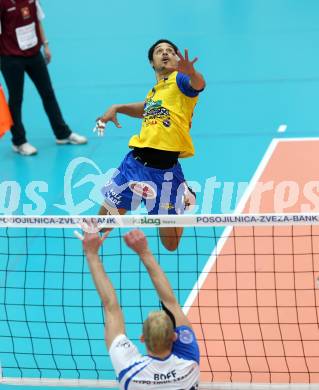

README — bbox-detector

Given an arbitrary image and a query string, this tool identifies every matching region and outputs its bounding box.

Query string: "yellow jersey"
[128,71,202,158]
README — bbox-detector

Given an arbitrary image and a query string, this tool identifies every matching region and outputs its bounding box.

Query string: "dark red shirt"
[0,0,43,56]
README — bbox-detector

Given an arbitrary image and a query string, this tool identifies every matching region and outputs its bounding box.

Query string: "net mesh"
[0,215,319,387]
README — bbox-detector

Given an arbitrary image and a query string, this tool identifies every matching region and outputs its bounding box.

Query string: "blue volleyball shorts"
[101,151,190,215]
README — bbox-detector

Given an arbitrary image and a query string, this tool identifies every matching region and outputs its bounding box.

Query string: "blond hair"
[143,311,174,354]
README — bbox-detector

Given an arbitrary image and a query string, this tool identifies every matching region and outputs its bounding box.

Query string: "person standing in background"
[0,0,87,156]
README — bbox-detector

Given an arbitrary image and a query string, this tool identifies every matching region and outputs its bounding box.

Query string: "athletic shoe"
[56,132,87,145]
[12,142,38,156]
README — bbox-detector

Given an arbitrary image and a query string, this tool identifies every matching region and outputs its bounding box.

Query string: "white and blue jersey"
[109,326,200,390]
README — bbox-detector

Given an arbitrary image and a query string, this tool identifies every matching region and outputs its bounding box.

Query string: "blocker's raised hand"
[75,219,110,254]
[124,229,149,256]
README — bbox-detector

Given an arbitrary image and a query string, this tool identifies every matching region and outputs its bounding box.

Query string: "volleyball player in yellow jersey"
[95,39,205,251]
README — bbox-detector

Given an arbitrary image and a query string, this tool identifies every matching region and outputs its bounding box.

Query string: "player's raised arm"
[81,224,125,349]
[124,229,192,329]
[167,49,206,91]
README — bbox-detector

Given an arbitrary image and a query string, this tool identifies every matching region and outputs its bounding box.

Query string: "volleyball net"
[0,214,319,389]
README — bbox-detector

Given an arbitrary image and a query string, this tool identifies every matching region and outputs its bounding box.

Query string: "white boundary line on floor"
[183,137,280,312]
[183,136,319,312]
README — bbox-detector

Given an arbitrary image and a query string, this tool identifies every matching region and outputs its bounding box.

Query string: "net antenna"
[1,214,319,389]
